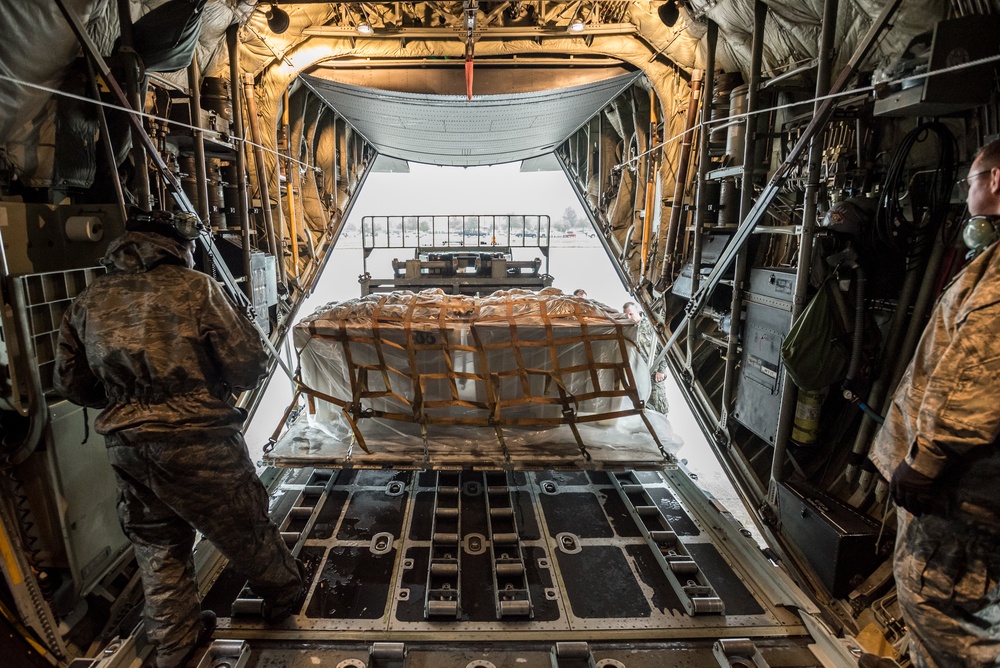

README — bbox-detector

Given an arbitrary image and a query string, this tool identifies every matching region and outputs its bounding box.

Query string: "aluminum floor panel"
[204,467,806,640]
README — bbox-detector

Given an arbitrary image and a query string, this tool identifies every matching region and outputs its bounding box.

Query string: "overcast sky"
[344,161,588,225]
[302,160,629,310]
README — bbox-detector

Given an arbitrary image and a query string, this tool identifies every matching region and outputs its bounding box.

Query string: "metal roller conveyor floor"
[201,465,814,660]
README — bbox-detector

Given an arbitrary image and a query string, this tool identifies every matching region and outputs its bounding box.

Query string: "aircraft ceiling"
[0,1,944,176]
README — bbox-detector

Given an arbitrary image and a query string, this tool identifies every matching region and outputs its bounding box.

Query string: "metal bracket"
[83,630,147,668]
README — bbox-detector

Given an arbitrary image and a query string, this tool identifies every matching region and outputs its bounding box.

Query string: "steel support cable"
[16,0,980,380]
[53,0,296,382]
[649,0,906,374]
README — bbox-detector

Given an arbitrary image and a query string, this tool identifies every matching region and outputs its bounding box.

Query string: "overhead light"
[568,18,585,33]
[356,21,374,35]
[265,3,290,34]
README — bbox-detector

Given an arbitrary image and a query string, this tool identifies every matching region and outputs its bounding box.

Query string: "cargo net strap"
[295,290,668,462]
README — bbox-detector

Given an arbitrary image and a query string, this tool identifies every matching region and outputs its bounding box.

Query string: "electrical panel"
[874,14,1000,117]
[732,268,795,443]
[250,252,278,334]
[671,234,733,301]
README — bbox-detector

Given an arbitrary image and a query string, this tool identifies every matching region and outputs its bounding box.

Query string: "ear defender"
[962,215,1000,255]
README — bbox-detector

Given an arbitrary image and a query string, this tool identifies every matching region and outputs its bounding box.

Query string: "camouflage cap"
[126,208,202,242]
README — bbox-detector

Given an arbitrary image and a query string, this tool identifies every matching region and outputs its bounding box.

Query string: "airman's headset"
[962,214,1000,256]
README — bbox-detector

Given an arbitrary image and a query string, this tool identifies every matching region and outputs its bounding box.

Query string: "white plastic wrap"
[271,288,679,469]
[296,288,656,419]
[268,410,680,470]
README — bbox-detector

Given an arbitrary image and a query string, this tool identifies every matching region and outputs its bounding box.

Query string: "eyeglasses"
[957,168,993,192]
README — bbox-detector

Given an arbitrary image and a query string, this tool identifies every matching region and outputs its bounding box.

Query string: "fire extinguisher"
[791,386,828,446]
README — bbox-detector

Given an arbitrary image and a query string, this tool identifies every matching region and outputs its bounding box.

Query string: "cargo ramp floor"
[195,465,849,667]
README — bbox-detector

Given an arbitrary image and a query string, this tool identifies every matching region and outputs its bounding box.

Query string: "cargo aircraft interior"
[1,1,999,667]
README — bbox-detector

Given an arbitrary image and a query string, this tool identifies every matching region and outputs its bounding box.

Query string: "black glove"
[889,460,936,516]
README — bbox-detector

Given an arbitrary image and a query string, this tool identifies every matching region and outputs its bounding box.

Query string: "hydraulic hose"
[844,263,866,384]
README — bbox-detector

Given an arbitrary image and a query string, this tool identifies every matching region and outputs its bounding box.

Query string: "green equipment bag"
[780,279,850,391]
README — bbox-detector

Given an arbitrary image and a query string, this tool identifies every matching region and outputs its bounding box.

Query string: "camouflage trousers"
[648,378,668,414]
[894,510,1000,668]
[106,427,302,668]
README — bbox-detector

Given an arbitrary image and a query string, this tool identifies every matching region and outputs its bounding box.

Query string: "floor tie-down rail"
[484,471,533,618]
[611,470,725,615]
[230,469,337,617]
[425,471,462,618]
[207,468,821,656]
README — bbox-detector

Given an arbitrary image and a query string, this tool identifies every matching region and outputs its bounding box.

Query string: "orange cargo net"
[286,289,668,462]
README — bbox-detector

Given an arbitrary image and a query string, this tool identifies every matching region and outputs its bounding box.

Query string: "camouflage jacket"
[54,232,268,435]
[870,240,1000,526]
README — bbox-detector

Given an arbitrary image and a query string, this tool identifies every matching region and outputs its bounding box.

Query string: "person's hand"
[654,372,664,382]
[890,460,936,516]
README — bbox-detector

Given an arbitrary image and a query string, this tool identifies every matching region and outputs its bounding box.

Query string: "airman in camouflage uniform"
[624,302,668,413]
[870,140,1000,668]
[54,223,303,668]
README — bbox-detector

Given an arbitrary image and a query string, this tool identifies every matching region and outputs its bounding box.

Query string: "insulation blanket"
[279,288,680,465]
